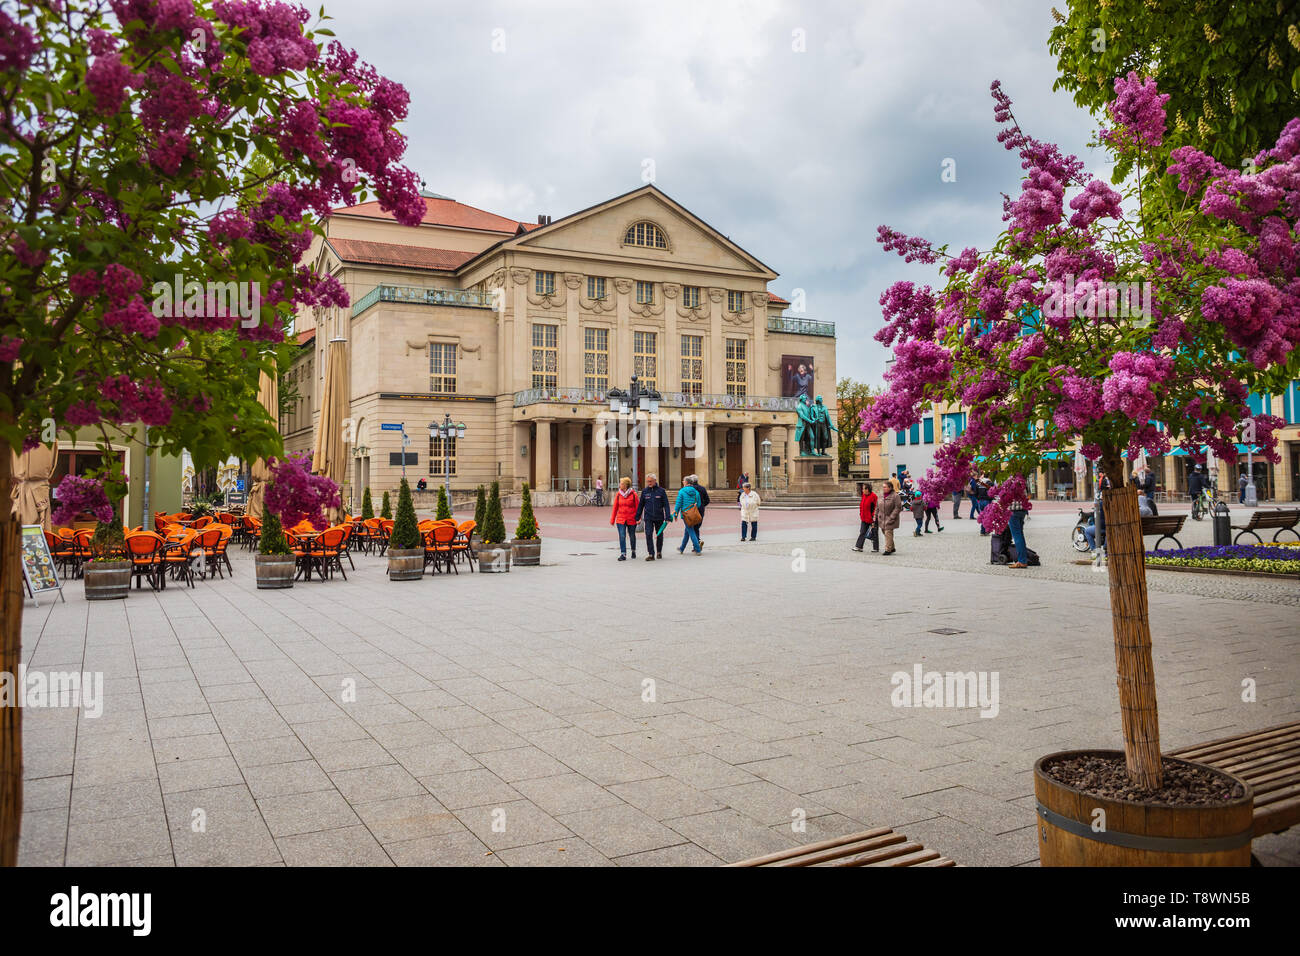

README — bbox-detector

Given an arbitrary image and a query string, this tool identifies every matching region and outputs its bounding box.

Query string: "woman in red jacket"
[609,476,640,561]
[853,482,879,553]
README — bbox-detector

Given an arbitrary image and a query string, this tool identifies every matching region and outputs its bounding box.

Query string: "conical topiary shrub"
[360,486,374,520]
[474,484,486,529]
[481,480,506,545]
[259,510,290,556]
[391,478,421,550]
[381,490,392,519]
[514,482,539,540]
[436,484,451,520]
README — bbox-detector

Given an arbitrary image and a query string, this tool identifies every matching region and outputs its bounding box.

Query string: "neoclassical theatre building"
[283,184,838,503]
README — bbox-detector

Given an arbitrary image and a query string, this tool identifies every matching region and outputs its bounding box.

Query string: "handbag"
[682,505,702,527]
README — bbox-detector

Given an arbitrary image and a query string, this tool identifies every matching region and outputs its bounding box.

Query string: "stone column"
[690,422,710,484]
[534,418,552,492]
[512,422,529,490]
[614,278,633,385]
[785,423,798,473]
[510,267,531,394]
[663,284,680,393]
[707,288,726,395]
[741,424,756,484]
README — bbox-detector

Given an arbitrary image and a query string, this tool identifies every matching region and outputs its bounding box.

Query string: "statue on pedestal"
[795,395,837,457]
[795,395,816,456]
[812,395,837,456]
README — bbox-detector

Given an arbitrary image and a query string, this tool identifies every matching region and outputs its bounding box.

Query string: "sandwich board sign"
[21,525,65,605]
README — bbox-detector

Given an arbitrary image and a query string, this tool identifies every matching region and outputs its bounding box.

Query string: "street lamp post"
[429,415,467,513]
[760,438,772,490]
[606,375,662,488]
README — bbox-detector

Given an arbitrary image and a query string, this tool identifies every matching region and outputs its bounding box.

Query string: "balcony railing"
[514,386,797,412]
[351,284,495,317]
[767,315,835,337]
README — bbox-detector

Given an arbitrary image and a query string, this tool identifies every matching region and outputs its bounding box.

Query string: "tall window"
[635,280,654,304]
[534,271,556,295]
[429,435,456,476]
[634,331,657,389]
[624,221,667,248]
[429,343,456,393]
[584,327,609,393]
[682,285,701,309]
[531,324,558,389]
[680,334,703,398]
[725,338,747,398]
[587,276,606,300]
[727,290,744,312]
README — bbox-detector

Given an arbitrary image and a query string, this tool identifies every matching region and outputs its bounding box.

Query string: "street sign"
[380,423,404,432]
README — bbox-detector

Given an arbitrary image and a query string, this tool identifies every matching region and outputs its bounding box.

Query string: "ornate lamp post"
[607,375,661,488]
[760,438,772,490]
[428,415,466,513]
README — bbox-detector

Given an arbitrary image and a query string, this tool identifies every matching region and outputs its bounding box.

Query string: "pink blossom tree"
[866,74,1299,789]
[0,0,424,864]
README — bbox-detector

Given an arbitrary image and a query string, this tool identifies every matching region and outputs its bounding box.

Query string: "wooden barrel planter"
[83,560,131,601]
[254,554,296,589]
[511,538,541,567]
[1034,750,1253,866]
[475,544,511,573]
[387,547,425,581]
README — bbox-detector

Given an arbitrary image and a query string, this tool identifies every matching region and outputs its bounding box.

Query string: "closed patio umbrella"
[312,337,348,522]
[9,442,58,529]
[247,368,278,520]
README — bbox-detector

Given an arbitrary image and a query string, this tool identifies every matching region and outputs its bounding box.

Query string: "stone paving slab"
[14,524,1300,867]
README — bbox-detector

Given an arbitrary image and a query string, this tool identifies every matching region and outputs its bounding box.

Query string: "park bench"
[726,826,956,867]
[1230,508,1300,545]
[1168,721,1300,847]
[1141,514,1186,551]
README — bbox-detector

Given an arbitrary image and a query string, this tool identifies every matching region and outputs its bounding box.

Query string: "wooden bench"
[1169,721,1300,843]
[1230,508,1300,545]
[1141,514,1186,551]
[726,827,956,867]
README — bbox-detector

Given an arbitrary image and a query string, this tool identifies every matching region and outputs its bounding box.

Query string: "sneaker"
[851,547,863,552]
[677,547,685,555]
[646,555,655,561]
[937,526,944,532]
[618,554,626,561]
[924,529,933,534]
[882,550,895,556]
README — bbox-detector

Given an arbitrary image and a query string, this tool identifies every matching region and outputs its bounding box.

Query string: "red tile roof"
[327,238,477,271]
[332,196,523,233]
[768,292,789,305]
[296,327,316,346]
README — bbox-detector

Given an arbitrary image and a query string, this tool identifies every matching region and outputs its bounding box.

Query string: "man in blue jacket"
[635,473,673,561]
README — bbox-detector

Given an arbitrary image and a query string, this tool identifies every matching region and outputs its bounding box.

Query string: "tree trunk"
[1101,457,1162,790]
[0,446,22,865]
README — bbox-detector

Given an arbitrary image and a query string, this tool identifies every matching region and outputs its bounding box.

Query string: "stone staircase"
[761,489,859,510]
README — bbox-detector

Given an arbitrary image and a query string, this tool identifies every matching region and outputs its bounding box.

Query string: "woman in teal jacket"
[674,479,704,555]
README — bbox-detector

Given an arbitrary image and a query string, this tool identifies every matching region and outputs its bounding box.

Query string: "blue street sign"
[380,423,404,431]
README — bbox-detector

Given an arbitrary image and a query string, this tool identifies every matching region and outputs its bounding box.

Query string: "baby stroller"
[1072,508,1094,553]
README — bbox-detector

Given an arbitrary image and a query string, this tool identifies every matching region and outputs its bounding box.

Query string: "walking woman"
[877,479,901,555]
[674,479,704,554]
[924,497,944,533]
[853,482,878,552]
[609,476,639,561]
[738,482,761,541]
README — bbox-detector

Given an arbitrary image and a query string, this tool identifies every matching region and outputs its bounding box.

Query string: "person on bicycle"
[1188,464,1204,516]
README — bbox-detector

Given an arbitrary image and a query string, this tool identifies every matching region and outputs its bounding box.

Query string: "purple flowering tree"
[0,0,424,864]
[866,75,1299,789]
[264,452,339,529]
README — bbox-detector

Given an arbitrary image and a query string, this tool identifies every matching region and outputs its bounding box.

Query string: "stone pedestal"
[788,455,840,493]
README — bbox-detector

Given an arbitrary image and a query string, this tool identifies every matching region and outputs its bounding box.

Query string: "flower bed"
[1146,544,1300,576]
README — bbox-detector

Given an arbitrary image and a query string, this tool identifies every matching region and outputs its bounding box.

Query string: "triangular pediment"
[493,186,777,279]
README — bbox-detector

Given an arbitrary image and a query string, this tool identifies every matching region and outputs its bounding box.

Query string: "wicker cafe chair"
[45,530,76,579]
[123,531,165,590]
[316,527,348,580]
[378,519,394,556]
[161,529,201,588]
[212,524,235,577]
[452,520,476,572]
[191,515,213,529]
[427,523,458,575]
[242,515,262,551]
[194,527,226,579]
[335,523,356,570]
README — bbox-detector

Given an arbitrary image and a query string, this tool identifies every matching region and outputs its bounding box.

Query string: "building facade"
[286,185,838,506]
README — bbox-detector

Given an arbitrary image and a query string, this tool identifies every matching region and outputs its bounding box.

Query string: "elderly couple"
[852,479,901,555]
[609,474,718,561]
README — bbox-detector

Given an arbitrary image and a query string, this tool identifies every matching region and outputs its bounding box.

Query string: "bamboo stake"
[0,446,22,865]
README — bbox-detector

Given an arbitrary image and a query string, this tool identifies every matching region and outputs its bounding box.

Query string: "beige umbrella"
[247,368,278,520]
[312,337,349,522]
[10,442,58,530]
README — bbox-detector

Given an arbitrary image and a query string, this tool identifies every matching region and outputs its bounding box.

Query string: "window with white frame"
[531,324,558,389]
[429,343,456,393]
[680,334,703,398]
[634,331,657,389]
[584,327,609,393]
[725,338,747,398]
[534,271,556,295]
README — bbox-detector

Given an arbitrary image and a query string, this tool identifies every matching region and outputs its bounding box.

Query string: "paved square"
[17,506,1300,866]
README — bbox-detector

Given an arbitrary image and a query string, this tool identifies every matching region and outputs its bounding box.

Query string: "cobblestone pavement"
[16,514,1299,867]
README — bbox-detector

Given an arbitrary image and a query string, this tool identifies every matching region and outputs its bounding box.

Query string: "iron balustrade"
[766,315,835,337]
[351,284,496,318]
[513,387,797,411]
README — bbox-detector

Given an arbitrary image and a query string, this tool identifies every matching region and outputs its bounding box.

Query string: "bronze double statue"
[795,394,837,457]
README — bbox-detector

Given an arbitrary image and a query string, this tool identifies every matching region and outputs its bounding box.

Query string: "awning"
[1169,444,1257,456]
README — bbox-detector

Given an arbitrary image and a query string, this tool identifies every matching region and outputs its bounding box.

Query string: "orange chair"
[316,527,348,580]
[161,529,201,588]
[191,515,213,529]
[123,531,165,590]
[194,527,224,579]
[211,524,235,577]
[452,520,477,572]
[45,530,76,579]
[425,523,458,575]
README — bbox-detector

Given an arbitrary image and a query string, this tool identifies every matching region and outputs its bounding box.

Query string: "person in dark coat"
[634,473,673,561]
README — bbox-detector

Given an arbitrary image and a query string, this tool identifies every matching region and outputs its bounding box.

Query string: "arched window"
[624,221,667,249]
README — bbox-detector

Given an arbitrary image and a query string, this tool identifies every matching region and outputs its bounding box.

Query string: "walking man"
[1007,496,1031,569]
[635,473,673,561]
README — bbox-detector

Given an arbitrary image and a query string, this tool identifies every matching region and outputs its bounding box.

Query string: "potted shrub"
[435,484,452,520]
[387,478,424,580]
[511,482,541,566]
[381,490,392,520]
[258,454,340,589]
[360,486,374,521]
[866,75,1288,864]
[255,510,295,589]
[475,480,510,572]
[52,474,130,600]
[474,484,486,531]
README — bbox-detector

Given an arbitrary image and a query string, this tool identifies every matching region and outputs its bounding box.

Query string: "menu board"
[21,526,64,604]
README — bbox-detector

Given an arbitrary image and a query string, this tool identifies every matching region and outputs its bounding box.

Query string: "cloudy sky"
[324,0,1112,387]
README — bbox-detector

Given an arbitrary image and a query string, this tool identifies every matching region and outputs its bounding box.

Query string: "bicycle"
[572,489,598,507]
[1190,487,1215,521]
